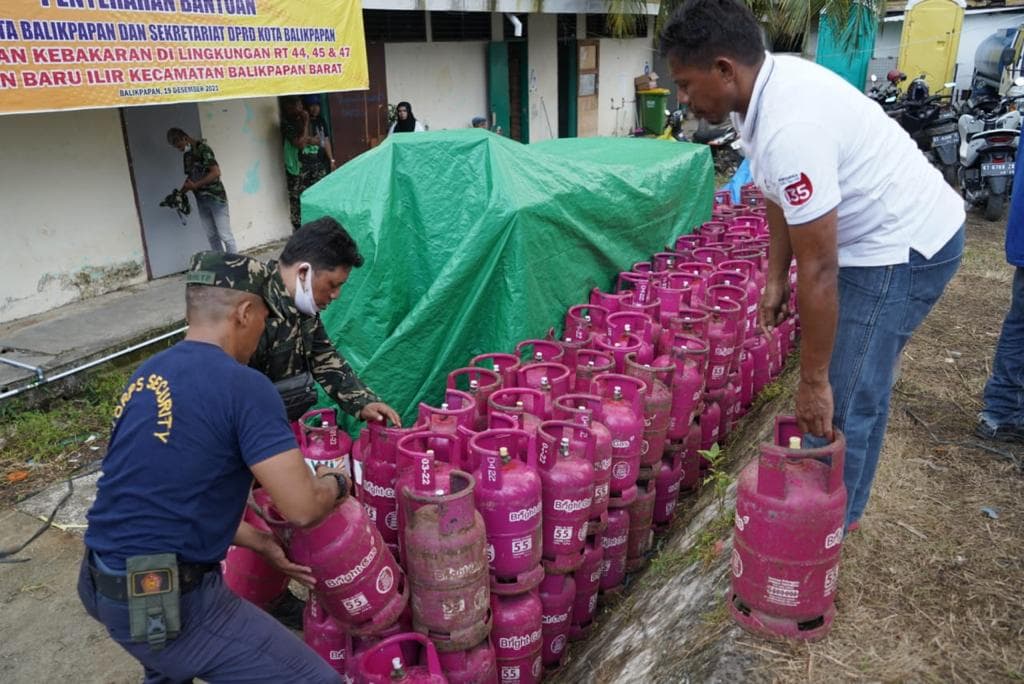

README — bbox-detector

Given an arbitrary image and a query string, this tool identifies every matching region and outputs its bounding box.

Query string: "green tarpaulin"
[301,129,713,426]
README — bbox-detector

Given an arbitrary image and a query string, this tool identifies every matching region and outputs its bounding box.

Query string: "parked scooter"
[896,80,960,187]
[658,107,688,142]
[958,99,1021,221]
[867,70,905,114]
[692,118,743,177]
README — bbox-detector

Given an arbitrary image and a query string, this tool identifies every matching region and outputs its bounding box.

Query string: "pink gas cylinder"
[593,331,644,374]
[674,234,702,252]
[732,213,767,234]
[538,573,575,670]
[606,311,656,364]
[768,326,784,378]
[516,339,565,366]
[663,334,708,442]
[263,496,408,636]
[693,246,728,267]
[297,408,353,471]
[780,316,798,359]
[702,300,742,391]
[223,488,289,609]
[417,390,476,465]
[404,466,491,652]
[361,422,420,555]
[346,605,414,682]
[706,285,748,375]
[624,353,673,468]
[564,304,608,343]
[618,294,662,345]
[655,274,695,328]
[436,639,497,684]
[571,349,614,394]
[653,448,684,531]
[592,374,646,508]
[745,335,771,398]
[680,421,702,492]
[699,221,728,242]
[448,368,502,432]
[615,270,654,304]
[699,394,722,454]
[553,394,612,535]
[731,417,847,642]
[515,362,571,420]
[599,507,630,597]
[720,261,761,321]
[471,353,522,391]
[652,251,682,272]
[589,287,630,313]
[536,421,595,574]
[487,388,544,438]
[624,478,656,573]
[395,433,463,562]
[707,271,752,335]
[725,374,742,434]
[738,342,756,413]
[558,334,591,388]
[304,592,349,678]
[490,591,543,684]
[469,429,545,595]
[663,306,710,346]
[568,531,604,641]
[352,632,446,684]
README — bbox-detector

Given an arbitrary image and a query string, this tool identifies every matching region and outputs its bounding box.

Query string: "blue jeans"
[981,266,1024,428]
[828,227,963,526]
[195,196,237,253]
[77,551,341,684]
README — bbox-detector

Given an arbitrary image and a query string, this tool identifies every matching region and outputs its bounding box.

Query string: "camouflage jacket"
[183,139,227,202]
[248,260,379,416]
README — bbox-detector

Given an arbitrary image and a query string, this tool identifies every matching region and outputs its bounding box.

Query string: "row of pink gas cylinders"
[221,191,811,681]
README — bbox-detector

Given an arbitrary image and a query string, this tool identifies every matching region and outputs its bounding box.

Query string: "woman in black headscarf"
[389,101,425,134]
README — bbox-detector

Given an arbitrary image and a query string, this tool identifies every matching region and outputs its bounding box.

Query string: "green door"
[488,41,511,137]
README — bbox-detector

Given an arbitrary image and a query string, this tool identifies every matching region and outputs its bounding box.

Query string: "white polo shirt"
[731,53,964,267]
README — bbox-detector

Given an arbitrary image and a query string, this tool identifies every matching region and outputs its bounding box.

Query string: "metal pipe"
[0,325,188,402]
[0,357,45,383]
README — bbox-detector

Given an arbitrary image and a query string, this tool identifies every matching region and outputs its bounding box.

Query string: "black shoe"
[974,419,1024,444]
[266,590,306,631]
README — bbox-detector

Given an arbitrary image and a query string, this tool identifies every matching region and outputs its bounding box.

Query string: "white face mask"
[183,143,191,153]
[294,263,318,316]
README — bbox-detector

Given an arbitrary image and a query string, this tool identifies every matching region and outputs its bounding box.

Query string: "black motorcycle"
[897,94,960,187]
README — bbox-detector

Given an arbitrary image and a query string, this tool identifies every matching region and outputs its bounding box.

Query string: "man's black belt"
[89,560,218,602]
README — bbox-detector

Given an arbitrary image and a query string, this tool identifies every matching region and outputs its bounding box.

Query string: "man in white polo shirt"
[661,0,964,531]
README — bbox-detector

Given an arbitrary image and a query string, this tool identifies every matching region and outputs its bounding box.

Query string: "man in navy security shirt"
[978,156,1024,442]
[80,252,346,683]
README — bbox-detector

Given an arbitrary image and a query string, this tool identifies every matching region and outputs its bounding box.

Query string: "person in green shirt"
[166,128,237,252]
[281,96,330,231]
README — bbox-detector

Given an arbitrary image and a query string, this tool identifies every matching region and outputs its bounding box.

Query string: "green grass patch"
[0,364,133,467]
[688,510,735,568]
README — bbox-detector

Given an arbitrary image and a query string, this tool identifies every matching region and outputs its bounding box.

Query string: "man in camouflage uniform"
[281,97,330,231]
[167,128,237,252]
[249,216,400,426]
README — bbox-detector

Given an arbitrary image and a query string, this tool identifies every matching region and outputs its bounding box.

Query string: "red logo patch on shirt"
[783,173,814,206]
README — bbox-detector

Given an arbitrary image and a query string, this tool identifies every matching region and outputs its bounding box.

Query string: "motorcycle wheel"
[984,193,1006,222]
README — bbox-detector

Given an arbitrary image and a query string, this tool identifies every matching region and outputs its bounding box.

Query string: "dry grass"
[756,217,1024,682]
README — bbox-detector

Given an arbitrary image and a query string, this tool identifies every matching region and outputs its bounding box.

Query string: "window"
[585,13,648,39]
[557,13,577,42]
[363,10,427,43]
[431,11,491,41]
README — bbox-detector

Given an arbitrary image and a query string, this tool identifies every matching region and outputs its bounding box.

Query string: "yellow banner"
[0,0,367,115]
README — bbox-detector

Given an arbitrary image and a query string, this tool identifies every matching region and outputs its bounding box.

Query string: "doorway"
[327,41,389,166]
[122,103,212,279]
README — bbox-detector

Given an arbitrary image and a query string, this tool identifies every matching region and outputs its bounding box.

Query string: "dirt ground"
[754,214,1024,682]
[0,214,1020,683]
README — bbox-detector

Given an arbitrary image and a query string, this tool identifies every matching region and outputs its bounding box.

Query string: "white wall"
[597,37,657,137]
[528,13,560,142]
[0,109,146,324]
[384,42,490,131]
[198,97,291,249]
